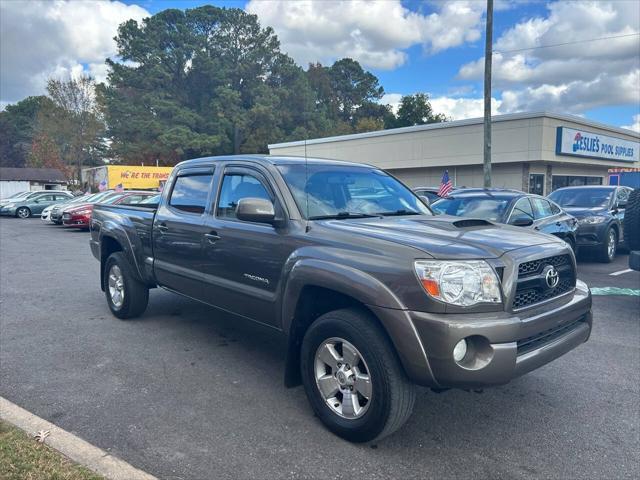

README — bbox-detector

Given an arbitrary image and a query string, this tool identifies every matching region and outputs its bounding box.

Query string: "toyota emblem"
[544,265,559,289]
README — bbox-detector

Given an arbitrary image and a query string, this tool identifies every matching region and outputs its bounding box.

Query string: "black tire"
[598,227,617,263]
[15,207,31,219]
[624,189,640,251]
[301,308,415,443]
[104,252,149,319]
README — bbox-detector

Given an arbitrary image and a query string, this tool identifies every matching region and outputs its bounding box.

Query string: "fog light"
[453,339,468,362]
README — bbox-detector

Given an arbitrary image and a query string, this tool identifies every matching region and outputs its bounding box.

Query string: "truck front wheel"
[300,308,415,443]
[104,252,149,319]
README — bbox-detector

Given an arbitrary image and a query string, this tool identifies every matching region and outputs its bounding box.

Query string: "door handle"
[534,226,541,230]
[555,222,562,226]
[204,232,221,244]
[157,223,169,233]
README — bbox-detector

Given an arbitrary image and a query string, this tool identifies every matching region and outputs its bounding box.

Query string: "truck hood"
[318,215,559,259]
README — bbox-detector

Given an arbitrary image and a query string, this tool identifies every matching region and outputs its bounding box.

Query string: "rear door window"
[531,198,554,219]
[169,174,213,214]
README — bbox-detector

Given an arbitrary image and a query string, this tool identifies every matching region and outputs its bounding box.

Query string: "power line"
[494,32,640,54]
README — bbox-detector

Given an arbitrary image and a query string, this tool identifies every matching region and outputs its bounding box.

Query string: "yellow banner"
[107,166,173,190]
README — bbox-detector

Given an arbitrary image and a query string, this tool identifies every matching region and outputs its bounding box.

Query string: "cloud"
[246,0,485,70]
[622,114,640,133]
[0,0,149,105]
[457,1,640,113]
[380,92,501,120]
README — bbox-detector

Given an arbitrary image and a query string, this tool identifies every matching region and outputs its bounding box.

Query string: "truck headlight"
[414,260,502,306]
[578,216,606,225]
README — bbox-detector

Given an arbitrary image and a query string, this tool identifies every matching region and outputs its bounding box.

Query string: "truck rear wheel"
[104,252,149,319]
[300,308,415,443]
[624,189,640,251]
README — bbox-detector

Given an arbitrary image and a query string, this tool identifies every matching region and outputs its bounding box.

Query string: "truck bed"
[90,203,158,286]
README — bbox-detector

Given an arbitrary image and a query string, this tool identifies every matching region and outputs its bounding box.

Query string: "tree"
[39,76,105,183]
[0,96,53,168]
[395,93,448,128]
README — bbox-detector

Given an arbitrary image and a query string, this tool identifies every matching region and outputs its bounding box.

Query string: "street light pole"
[483,0,493,188]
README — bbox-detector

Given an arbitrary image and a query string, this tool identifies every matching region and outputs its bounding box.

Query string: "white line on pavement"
[609,268,633,276]
[0,396,157,480]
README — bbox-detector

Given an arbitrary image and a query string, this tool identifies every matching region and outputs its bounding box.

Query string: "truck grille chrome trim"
[513,254,576,310]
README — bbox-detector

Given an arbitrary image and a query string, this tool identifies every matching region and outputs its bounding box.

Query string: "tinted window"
[169,174,213,214]
[509,197,534,224]
[431,197,510,221]
[277,164,430,218]
[217,173,271,220]
[550,201,561,215]
[548,188,613,208]
[531,198,553,219]
[34,195,55,202]
[616,188,631,204]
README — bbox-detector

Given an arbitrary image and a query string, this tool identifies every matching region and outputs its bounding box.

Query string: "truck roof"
[174,155,373,169]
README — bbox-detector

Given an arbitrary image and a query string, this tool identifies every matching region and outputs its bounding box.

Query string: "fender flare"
[98,221,146,289]
[280,258,437,387]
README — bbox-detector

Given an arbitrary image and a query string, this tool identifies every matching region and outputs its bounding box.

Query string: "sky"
[1,0,639,131]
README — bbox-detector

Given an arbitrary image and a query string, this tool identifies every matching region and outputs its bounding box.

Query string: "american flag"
[115,183,124,193]
[437,170,453,197]
[98,180,107,191]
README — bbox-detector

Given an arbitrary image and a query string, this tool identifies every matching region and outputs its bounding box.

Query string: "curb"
[0,396,157,480]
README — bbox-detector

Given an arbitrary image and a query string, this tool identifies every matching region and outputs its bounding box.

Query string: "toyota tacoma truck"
[90,155,593,442]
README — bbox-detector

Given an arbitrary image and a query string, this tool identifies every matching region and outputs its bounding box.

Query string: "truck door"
[201,165,291,327]
[152,168,215,299]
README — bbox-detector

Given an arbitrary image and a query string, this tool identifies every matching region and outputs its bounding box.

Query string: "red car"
[62,191,156,229]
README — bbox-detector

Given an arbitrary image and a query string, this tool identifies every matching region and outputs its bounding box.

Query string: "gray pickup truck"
[90,155,593,442]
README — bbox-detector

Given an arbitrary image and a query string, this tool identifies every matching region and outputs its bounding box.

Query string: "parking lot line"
[0,397,157,480]
[590,287,640,296]
[609,268,634,276]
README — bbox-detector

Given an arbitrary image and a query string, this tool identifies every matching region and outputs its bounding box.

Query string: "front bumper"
[575,223,608,247]
[376,280,592,389]
[0,207,16,216]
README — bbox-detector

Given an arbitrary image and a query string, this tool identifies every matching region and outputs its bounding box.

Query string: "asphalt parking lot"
[1,218,638,480]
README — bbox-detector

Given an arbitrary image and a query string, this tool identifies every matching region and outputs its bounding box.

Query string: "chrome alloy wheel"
[314,338,372,419]
[16,208,30,218]
[108,265,125,309]
[607,229,616,259]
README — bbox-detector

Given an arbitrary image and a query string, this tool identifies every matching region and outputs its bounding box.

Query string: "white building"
[0,167,67,198]
[269,112,640,195]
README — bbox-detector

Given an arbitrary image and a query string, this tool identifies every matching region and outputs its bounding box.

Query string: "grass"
[0,420,104,480]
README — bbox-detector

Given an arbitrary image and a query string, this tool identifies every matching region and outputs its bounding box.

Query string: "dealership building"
[269,112,640,195]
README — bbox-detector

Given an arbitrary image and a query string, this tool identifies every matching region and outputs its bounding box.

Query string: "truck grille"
[513,254,575,310]
[517,315,587,355]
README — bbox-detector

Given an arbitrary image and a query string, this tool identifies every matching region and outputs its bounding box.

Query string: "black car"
[431,188,578,250]
[548,185,633,262]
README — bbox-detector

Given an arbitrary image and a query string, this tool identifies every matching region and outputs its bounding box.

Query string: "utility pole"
[483,0,493,188]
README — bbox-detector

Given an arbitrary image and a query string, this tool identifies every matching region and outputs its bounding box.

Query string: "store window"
[528,174,544,195]
[552,175,602,191]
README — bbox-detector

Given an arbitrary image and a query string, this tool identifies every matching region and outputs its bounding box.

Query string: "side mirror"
[236,197,276,224]
[511,217,534,227]
[419,195,430,207]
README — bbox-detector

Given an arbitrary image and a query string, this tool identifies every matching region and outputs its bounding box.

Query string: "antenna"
[304,137,310,232]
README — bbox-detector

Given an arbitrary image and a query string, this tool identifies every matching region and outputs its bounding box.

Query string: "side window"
[531,198,553,219]
[550,201,561,215]
[120,195,146,204]
[217,172,271,220]
[169,174,213,214]
[509,197,534,224]
[617,188,630,205]
[36,195,54,202]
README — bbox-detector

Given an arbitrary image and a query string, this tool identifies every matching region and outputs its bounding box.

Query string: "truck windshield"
[548,188,613,208]
[277,164,431,219]
[431,196,511,221]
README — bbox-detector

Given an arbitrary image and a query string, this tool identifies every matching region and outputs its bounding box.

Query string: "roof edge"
[268,111,640,149]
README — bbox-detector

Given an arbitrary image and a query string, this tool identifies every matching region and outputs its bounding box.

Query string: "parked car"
[412,187,443,204]
[91,155,592,443]
[42,194,92,223]
[0,190,69,210]
[548,186,633,262]
[63,191,156,229]
[431,188,578,250]
[0,191,74,218]
[51,191,116,224]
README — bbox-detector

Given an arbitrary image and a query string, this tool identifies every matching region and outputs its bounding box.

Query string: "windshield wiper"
[309,212,380,220]
[378,209,422,216]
